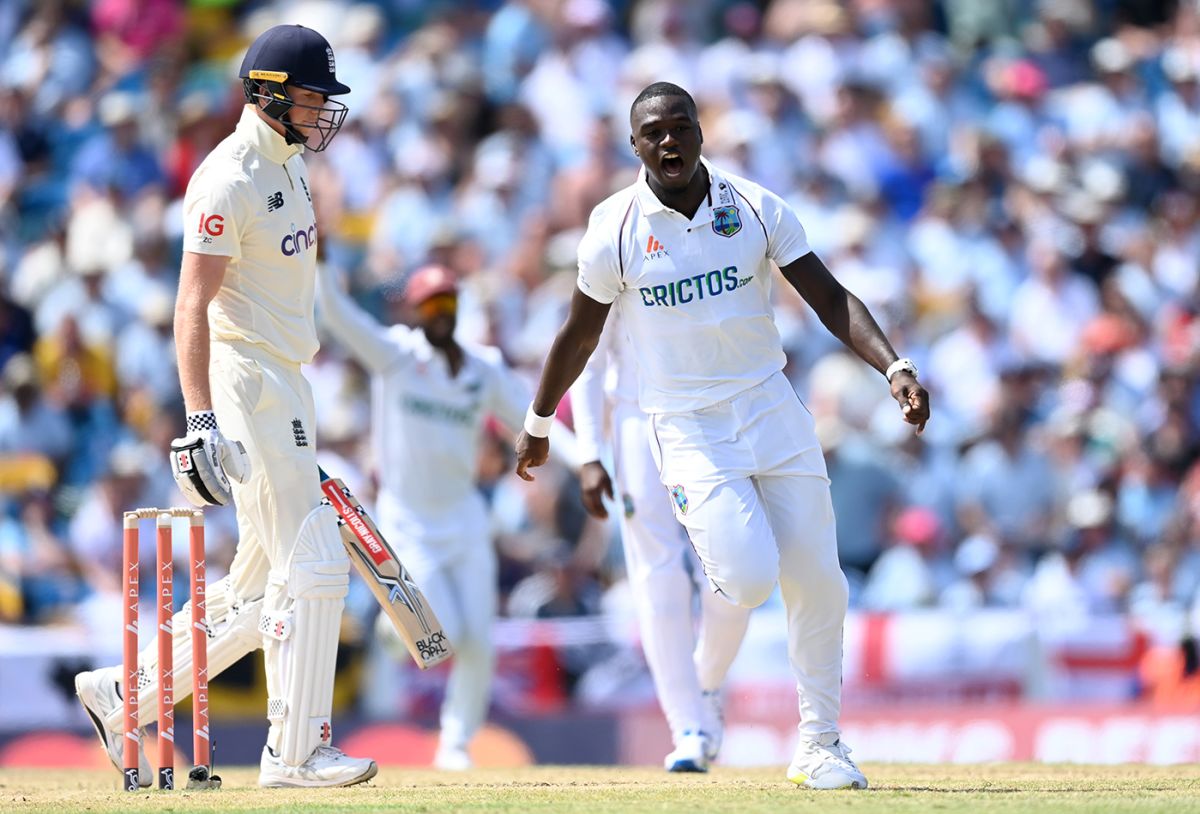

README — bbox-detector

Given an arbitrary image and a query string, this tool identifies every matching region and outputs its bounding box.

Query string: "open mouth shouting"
[661,150,685,178]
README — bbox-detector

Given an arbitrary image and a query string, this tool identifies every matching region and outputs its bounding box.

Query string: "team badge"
[712,205,742,238]
[669,484,688,516]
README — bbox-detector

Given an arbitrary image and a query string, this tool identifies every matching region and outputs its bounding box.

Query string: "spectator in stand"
[957,406,1058,551]
[1009,238,1100,367]
[0,488,83,623]
[819,416,902,582]
[69,92,165,203]
[0,353,71,467]
[862,507,953,611]
[940,533,1018,611]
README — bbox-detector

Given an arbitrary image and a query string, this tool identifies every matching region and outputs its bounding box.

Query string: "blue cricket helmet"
[239,24,351,151]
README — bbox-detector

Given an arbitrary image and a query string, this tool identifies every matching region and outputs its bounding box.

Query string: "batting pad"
[104,575,264,732]
[262,504,349,766]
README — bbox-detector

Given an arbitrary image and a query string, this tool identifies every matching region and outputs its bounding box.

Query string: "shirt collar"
[635,156,719,221]
[236,105,304,164]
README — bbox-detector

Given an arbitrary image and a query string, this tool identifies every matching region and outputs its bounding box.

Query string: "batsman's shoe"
[787,736,868,790]
[433,743,473,771]
[259,744,378,788]
[74,667,150,788]
[664,730,709,773]
[700,689,724,761]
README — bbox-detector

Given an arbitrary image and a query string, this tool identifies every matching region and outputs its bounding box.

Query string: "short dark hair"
[630,82,697,122]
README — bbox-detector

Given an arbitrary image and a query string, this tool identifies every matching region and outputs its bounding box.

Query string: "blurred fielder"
[515,82,931,790]
[75,25,378,787]
[570,312,750,772]
[317,263,577,770]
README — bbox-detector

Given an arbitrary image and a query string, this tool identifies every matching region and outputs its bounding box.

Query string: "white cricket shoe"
[259,744,378,788]
[700,690,724,761]
[74,666,150,788]
[664,730,709,773]
[787,736,868,790]
[433,743,473,771]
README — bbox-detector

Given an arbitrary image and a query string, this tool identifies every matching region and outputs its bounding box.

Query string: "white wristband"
[885,357,918,382]
[524,405,555,438]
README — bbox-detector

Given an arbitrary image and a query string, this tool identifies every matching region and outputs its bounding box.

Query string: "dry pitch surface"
[3,764,1200,813]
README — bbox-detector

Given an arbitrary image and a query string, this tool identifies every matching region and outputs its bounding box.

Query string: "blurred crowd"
[1,0,1200,689]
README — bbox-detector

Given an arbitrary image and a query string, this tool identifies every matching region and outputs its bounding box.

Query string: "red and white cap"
[404,264,458,306]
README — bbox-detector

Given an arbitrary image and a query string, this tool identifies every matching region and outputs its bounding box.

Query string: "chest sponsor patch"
[281,222,317,256]
[402,395,478,425]
[637,265,753,307]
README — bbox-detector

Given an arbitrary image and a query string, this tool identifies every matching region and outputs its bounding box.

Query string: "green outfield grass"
[3,764,1200,813]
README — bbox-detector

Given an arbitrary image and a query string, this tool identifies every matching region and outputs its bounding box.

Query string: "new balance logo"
[644,234,669,260]
[267,191,283,212]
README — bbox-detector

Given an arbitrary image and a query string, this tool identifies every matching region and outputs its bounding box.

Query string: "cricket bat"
[319,468,453,669]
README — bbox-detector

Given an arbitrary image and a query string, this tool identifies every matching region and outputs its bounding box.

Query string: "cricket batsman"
[75,24,377,787]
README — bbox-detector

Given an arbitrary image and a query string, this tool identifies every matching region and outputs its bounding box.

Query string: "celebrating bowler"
[515,82,930,790]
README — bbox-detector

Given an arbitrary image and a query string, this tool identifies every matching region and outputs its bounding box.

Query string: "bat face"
[319,472,453,669]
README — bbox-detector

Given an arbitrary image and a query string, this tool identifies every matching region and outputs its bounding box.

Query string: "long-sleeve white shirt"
[317,268,576,560]
[569,309,639,464]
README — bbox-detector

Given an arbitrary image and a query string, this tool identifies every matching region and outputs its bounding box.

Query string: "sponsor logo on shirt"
[402,395,477,425]
[637,265,753,307]
[644,234,669,260]
[281,222,318,256]
[267,191,284,212]
[197,213,224,243]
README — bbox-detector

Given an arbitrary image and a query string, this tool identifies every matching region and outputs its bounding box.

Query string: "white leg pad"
[104,574,264,732]
[262,504,349,766]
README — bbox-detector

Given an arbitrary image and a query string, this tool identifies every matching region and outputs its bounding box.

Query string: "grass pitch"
[3,764,1200,813]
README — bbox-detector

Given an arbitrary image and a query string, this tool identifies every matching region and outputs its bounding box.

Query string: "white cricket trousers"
[213,341,335,601]
[383,506,497,752]
[612,400,749,743]
[117,341,349,746]
[648,372,850,741]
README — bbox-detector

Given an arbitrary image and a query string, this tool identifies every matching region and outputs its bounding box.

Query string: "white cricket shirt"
[316,270,577,555]
[569,309,638,464]
[576,158,812,414]
[182,106,321,365]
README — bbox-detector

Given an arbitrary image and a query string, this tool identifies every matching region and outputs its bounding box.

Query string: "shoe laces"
[805,739,859,775]
[312,745,346,762]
